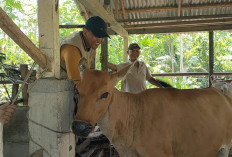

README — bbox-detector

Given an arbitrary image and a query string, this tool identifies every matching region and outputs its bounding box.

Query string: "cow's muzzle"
[72,120,93,137]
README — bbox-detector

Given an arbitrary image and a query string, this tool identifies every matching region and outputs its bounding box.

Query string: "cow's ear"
[79,57,88,72]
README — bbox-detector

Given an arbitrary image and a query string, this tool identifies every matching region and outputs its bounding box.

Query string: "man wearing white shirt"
[103,43,168,93]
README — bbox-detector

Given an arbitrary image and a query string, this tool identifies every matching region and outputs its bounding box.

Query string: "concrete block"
[28,79,76,156]
[29,121,75,157]
[28,79,75,132]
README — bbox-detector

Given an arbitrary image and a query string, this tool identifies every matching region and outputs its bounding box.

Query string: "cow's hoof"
[72,120,93,137]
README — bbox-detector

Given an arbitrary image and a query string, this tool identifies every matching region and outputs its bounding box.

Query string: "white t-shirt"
[116,60,152,94]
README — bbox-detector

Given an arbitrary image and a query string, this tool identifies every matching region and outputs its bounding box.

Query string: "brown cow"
[72,65,232,157]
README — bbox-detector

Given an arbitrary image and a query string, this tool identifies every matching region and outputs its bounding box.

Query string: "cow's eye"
[100,92,109,99]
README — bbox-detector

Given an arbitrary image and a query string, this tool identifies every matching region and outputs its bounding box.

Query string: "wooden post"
[37,0,60,78]
[101,38,108,71]
[29,1,75,156]
[209,31,214,86]
[11,84,19,102]
[123,37,128,62]
[121,37,128,92]
[20,64,28,106]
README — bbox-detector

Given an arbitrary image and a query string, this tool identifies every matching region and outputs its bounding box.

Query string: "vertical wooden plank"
[179,34,183,72]
[37,0,60,78]
[169,34,174,73]
[123,37,128,62]
[20,64,28,106]
[115,0,119,20]
[90,53,96,69]
[209,31,214,86]
[11,84,19,102]
[121,37,128,92]
[178,0,182,17]
[101,38,108,71]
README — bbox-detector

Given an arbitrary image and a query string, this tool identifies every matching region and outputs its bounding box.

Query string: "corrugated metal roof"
[76,0,232,34]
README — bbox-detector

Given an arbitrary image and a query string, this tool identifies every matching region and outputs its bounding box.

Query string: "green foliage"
[59,0,85,38]
[0,0,36,67]
[214,32,232,72]
[99,32,232,89]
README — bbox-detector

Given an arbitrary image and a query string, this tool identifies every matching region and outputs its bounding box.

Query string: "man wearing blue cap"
[60,16,111,157]
[60,16,109,86]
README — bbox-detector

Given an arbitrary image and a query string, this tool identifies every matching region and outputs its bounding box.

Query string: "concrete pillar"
[28,79,76,157]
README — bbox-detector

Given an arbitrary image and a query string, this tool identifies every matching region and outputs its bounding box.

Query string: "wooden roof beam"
[76,0,128,38]
[119,0,127,25]
[126,24,232,34]
[82,5,89,19]
[123,18,232,30]
[114,2,232,14]
[0,7,52,71]
[117,14,232,23]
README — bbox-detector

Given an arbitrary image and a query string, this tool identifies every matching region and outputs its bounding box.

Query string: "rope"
[10,62,36,105]
[27,115,71,134]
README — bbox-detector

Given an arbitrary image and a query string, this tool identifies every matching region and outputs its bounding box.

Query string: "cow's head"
[72,59,133,137]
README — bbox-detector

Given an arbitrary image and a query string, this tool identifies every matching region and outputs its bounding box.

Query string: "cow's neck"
[98,88,141,149]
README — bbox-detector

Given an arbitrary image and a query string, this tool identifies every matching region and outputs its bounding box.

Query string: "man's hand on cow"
[0,103,16,124]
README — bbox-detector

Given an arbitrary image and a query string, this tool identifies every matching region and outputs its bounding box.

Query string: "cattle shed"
[0,0,232,157]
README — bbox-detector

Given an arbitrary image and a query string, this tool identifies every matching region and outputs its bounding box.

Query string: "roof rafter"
[76,0,128,38]
[114,2,232,14]
[119,0,127,25]
[126,24,232,34]
[117,14,232,23]
[123,18,232,30]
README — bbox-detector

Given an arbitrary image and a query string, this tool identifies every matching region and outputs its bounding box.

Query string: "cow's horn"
[79,57,88,71]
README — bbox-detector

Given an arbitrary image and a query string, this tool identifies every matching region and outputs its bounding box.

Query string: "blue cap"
[85,16,109,38]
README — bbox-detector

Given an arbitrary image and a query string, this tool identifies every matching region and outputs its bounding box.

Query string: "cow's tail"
[155,79,173,88]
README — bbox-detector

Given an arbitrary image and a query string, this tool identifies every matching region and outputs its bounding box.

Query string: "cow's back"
[133,87,232,157]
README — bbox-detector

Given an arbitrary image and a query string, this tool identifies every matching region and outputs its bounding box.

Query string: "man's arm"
[0,103,16,124]
[99,55,117,71]
[61,45,82,86]
[148,77,164,88]
[107,62,117,71]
